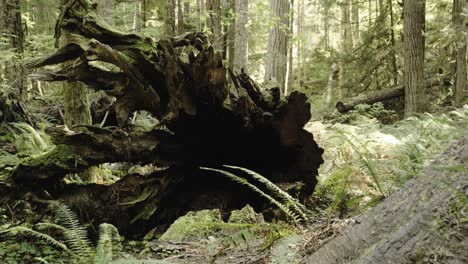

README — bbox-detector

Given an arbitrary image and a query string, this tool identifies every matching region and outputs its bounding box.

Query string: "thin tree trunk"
[286,0,295,94]
[339,0,353,99]
[454,0,467,106]
[165,0,176,36]
[265,0,290,92]
[207,0,222,51]
[326,63,337,107]
[368,0,372,28]
[233,0,248,73]
[323,4,330,49]
[389,0,398,85]
[352,0,360,45]
[177,0,184,34]
[404,0,426,116]
[228,0,235,69]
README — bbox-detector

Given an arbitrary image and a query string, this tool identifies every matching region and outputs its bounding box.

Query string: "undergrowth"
[308,105,468,218]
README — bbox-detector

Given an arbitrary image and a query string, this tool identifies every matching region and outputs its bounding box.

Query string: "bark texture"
[207,0,222,52]
[303,135,468,263]
[454,0,467,106]
[0,0,30,124]
[165,0,176,36]
[265,0,290,93]
[403,0,426,117]
[233,0,248,73]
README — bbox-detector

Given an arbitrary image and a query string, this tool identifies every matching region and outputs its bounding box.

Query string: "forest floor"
[0,105,467,263]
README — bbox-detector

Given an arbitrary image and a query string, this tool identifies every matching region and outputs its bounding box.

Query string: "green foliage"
[310,106,468,217]
[200,166,308,224]
[1,204,122,264]
[325,103,400,125]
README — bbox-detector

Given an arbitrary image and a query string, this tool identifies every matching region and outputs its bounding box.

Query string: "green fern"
[3,225,69,251]
[54,204,96,262]
[223,165,309,221]
[95,223,122,264]
[330,129,387,198]
[200,167,307,224]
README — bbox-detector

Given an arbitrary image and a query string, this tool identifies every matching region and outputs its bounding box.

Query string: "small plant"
[1,204,122,264]
[200,165,308,224]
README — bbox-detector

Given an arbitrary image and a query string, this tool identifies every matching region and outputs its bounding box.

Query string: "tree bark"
[352,0,360,45]
[336,76,450,113]
[454,0,467,106]
[206,0,222,51]
[303,135,468,263]
[227,0,235,69]
[0,0,31,124]
[339,0,353,99]
[388,0,398,86]
[165,0,176,36]
[177,0,184,34]
[265,0,290,93]
[403,0,426,117]
[233,0,248,73]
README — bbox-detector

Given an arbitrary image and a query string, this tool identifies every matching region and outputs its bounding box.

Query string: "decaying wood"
[335,76,451,113]
[8,0,324,236]
[303,135,468,264]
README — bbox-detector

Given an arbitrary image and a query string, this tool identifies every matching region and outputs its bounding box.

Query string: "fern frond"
[54,204,95,261]
[4,226,69,251]
[95,223,122,264]
[200,167,304,224]
[35,222,68,233]
[330,129,387,198]
[223,165,309,221]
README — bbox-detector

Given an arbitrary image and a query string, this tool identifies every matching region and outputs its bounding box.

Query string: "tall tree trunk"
[454,0,467,106]
[352,0,360,45]
[323,4,330,49]
[233,0,248,73]
[339,0,353,99]
[207,0,222,51]
[98,0,114,25]
[388,0,398,85]
[368,0,372,28]
[165,0,176,36]
[227,0,235,69]
[403,0,426,117]
[286,0,295,94]
[299,0,305,84]
[197,0,205,31]
[177,0,184,34]
[265,0,290,93]
[0,0,28,123]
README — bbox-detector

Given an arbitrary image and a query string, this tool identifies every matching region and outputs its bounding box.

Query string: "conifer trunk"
[454,0,467,106]
[403,0,426,117]
[265,0,290,93]
[233,0,248,73]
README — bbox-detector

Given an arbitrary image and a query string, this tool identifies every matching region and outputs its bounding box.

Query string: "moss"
[21,145,82,170]
[159,209,223,241]
[228,205,265,224]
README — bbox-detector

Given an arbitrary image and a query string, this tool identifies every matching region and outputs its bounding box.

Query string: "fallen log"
[335,76,451,113]
[302,135,468,263]
[7,0,323,236]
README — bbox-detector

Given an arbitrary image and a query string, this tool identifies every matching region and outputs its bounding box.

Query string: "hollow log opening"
[11,0,324,238]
